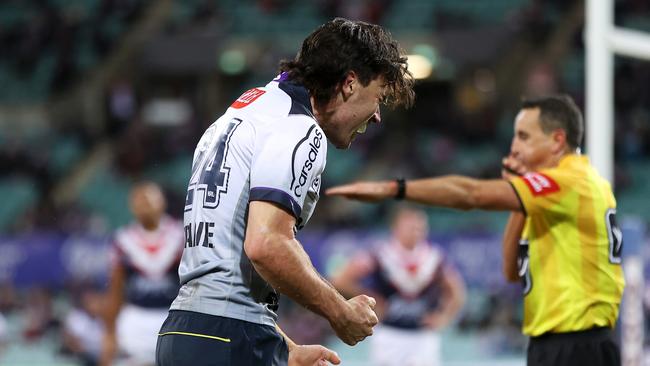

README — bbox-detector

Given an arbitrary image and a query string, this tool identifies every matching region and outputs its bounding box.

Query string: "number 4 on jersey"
[185,119,242,211]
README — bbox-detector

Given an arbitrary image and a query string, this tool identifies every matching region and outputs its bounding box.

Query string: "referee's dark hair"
[521,94,584,151]
[280,17,415,109]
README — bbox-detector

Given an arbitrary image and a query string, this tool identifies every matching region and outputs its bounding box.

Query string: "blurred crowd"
[2,0,650,234]
[1,0,650,364]
[0,0,144,101]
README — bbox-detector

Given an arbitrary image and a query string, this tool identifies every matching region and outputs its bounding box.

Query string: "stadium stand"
[1,1,650,364]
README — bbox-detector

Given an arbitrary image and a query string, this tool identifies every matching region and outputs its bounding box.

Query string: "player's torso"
[519,157,624,335]
[367,242,444,329]
[114,217,184,308]
[173,78,326,326]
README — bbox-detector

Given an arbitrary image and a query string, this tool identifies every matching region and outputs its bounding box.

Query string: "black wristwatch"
[395,178,406,200]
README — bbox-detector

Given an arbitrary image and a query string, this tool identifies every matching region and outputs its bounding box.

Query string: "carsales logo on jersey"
[291,127,323,197]
[522,172,559,196]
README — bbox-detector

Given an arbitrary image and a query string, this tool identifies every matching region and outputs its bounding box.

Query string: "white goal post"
[586,2,649,366]
[586,0,650,184]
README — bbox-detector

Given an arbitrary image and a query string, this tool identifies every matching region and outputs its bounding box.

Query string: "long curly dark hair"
[280,18,415,109]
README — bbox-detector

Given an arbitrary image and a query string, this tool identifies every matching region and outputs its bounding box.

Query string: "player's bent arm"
[420,264,466,330]
[103,263,125,332]
[244,201,351,323]
[330,257,373,299]
[246,201,378,346]
[100,262,125,366]
[502,212,525,282]
[438,265,466,325]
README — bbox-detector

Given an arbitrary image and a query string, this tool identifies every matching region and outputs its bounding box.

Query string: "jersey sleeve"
[250,119,326,220]
[508,169,570,217]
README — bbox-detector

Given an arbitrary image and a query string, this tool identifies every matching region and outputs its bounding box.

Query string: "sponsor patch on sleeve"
[230,88,265,109]
[520,172,560,196]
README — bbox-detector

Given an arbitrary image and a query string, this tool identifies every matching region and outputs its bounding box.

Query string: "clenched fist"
[329,295,378,346]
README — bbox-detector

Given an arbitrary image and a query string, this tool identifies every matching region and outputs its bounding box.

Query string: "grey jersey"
[170,75,327,326]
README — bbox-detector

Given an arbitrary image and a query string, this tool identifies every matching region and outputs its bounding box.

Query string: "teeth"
[356,122,368,134]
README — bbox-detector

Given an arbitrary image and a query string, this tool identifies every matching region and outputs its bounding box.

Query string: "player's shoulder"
[258,82,320,131]
[226,77,308,117]
[113,222,139,246]
[160,215,184,232]
[220,78,326,152]
[255,112,325,156]
[428,241,446,257]
[115,221,138,234]
[231,85,289,117]
[256,112,321,139]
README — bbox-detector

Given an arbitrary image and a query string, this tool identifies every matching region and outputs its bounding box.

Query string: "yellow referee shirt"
[509,154,625,336]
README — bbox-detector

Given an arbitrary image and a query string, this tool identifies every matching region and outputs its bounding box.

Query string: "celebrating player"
[155,18,415,366]
[327,95,624,366]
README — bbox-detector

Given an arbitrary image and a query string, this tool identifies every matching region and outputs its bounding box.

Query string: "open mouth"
[356,121,368,134]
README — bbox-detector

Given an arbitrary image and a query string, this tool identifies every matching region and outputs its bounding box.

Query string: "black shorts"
[156,310,288,366]
[527,327,620,366]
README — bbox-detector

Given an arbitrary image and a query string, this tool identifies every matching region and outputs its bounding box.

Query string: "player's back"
[171,75,327,327]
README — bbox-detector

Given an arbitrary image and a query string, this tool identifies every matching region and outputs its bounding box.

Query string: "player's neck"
[311,96,335,124]
[141,219,161,231]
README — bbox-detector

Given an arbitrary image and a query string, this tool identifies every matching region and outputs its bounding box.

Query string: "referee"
[327,95,625,366]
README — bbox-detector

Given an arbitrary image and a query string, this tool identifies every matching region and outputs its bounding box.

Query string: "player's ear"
[340,71,358,100]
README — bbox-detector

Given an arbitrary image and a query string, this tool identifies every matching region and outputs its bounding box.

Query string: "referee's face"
[510,108,556,171]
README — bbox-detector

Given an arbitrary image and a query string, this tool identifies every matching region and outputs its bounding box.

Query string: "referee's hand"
[326,181,396,202]
[501,154,528,179]
[288,344,341,366]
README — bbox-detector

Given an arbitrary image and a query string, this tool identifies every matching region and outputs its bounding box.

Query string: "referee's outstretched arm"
[326,176,523,212]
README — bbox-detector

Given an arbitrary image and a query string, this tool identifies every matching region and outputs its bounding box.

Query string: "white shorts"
[116,304,168,365]
[370,324,441,366]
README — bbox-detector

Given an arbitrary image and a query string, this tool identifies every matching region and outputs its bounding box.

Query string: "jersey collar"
[558,153,588,169]
[276,73,314,117]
